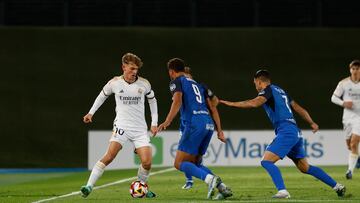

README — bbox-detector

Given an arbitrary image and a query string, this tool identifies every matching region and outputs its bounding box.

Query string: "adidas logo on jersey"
[119,89,124,93]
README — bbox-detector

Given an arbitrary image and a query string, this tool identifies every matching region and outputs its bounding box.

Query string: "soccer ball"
[129,180,148,198]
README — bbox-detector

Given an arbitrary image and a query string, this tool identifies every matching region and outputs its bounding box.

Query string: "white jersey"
[333,77,360,122]
[89,75,156,132]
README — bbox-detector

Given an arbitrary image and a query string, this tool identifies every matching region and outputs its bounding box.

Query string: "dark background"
[0,0,359,168]
[0,0,360,27]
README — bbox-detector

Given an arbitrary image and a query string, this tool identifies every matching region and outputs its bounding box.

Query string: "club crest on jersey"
[138,88,143,94]
[170,83,176,91]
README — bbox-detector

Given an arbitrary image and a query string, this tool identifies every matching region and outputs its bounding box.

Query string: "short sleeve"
[169,77,182,94]
[258,85,272,100]
[333,81,344,98]
[287,94,293,103]
[201,83,215,99]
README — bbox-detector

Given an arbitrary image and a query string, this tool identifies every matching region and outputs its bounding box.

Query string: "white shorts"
[110,126,150,149]
[343,119,360,139]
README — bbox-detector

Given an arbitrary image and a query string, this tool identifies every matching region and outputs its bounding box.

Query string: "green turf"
[0,173,79,187]
[0,166,358,203]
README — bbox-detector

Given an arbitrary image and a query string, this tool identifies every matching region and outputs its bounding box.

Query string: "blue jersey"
[179,81,215,132]
[259,84,305,158]
[258,84,298,131]
[169,75,210,122]
[170,75,214,155]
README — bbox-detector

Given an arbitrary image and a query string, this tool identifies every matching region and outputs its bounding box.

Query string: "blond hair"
[122,53,143,68]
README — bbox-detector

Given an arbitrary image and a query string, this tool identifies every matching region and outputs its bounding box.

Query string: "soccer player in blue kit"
[181,67,220,190]
[158,58,232,199]
[220,70,346,199]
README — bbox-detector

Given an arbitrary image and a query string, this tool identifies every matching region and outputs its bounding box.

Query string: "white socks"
[278,189,289,194]
[217,182,227,192]
[348,153,359,173]
[86,161,106,187]
[87,162,150,187]
[204,174,214,185]
[204,174,227,191]
[333,183,343,190]
[137,164,150,183]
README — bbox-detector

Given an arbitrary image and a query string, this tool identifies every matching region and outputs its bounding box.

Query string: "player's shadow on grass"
[345,193,353,198]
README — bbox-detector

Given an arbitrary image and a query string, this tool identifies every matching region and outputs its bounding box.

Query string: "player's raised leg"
[81,141,122,198]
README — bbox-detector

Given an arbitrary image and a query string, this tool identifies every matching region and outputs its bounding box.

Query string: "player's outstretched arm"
[220,96,266,108]
[206,98,226,143]
[158,92,182,132]
[210,95,219,107]
[290,101,319,133]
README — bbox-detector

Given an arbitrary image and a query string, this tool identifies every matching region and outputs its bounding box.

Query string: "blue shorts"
[266,125,305,159]
[178,115,214,156]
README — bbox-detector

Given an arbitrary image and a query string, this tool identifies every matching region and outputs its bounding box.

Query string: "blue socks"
[184,164,213,182]
[179,162,210,181]
[306,165,337,188]
[185,172,192,182]
[198,164,213,175]
[185,164,214,182]
[261,161,337,191]
[261,160,286,190]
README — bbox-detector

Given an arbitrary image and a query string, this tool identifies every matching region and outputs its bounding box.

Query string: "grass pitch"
[0,166,358,203]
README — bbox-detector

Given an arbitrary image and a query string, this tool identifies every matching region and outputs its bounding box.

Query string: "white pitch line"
[32,167,176,203]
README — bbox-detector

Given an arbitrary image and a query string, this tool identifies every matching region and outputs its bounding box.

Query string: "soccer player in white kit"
[331,60,360,179]
[80,53,158,198]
